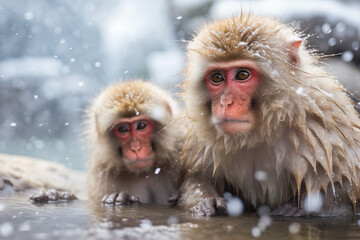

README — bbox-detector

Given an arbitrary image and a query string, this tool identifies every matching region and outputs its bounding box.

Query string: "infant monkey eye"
[136,122,147,130]
[117,124,130,134]
[210,72,224,85]
[235,69,250,81]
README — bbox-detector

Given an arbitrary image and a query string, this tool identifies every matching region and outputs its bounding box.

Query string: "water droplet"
[176,16,182,20]
[10,122,17,127]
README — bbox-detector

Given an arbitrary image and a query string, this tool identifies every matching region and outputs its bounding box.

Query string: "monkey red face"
[113,116,154,171]
[205,60,260,134]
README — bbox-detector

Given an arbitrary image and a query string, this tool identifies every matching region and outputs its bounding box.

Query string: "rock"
[0,153,86,199]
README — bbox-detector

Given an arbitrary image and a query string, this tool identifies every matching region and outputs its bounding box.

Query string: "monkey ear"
[288,39,302,67]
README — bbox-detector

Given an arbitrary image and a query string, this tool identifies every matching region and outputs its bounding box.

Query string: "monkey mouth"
[219,118,250,124]
[126,158,152,165]
[125,157,153,171]
[216,117,254,134]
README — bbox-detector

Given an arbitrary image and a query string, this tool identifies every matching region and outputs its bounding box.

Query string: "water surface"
[1,193,360,240]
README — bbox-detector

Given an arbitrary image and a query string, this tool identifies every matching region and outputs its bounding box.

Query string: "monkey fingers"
[101,192,140,205]
[190,197,227,217]
[29,189,77,203]
[271,203,306,217]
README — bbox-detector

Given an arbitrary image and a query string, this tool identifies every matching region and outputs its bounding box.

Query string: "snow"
[0,203,5,212]
[154,168,161,175]
[328,37,336,46]
[194,189,203,196]
[296,87,304,95]
[94,61,101,68]
[0,222,14,237]
[140,219,152,229]
[303,192,323,213]
[226,197,244,216]
[322,23,332,34]
[254,170,268,181]
[24,12,34,21]
[150,106,167,122]
[251,227,261,238]
[342,51,354,62]
[289,222,301,234]
[352,41,359,51]
[18,221,31,232]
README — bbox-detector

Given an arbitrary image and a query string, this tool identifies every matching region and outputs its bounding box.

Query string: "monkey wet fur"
[178,15,360,217]
[86,80,184,205]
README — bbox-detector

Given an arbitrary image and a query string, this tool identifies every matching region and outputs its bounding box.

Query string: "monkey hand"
[189,197,227,217]
[271,203,306,217]
[101,192,140,205]
[29,189,77,203]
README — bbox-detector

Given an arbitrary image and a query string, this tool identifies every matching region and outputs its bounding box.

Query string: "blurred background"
[0,0,359,170]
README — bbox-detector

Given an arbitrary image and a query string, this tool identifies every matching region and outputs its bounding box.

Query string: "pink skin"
[113,116,154,170]
[205,60,260,134]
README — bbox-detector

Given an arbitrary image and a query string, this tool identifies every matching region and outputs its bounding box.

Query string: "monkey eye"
[210,73,224,85]
[116,124,130,134]
[235,69,250,81]
[136,122,147,131]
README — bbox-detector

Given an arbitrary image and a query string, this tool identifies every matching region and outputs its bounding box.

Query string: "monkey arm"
[178,168,227,217]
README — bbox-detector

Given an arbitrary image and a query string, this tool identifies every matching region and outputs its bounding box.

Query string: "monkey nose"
[130,141,141,152]
[220,94,234,108]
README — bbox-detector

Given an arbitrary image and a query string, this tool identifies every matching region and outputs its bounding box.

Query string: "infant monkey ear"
[288,38,302,66]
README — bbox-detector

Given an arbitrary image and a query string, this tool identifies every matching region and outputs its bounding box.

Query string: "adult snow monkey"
[86,80,185,205]
[177,15,360,217]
